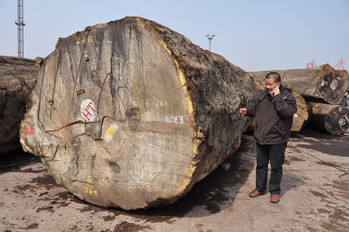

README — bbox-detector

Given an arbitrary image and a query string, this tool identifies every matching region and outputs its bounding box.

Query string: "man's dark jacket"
[246,85,297,145]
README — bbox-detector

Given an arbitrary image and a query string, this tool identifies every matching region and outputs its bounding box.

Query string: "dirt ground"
[0,128,348,232]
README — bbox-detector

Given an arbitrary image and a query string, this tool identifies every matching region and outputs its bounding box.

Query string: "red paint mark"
[176,116,181,124]
[22,125,34,135]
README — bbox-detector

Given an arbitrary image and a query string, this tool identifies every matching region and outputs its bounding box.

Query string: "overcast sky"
[0,0,348,71]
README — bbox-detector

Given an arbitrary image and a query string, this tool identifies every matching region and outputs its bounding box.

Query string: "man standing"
[240,72,297,203]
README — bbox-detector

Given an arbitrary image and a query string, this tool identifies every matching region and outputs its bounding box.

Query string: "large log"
[307,102,349,135]
[20,17,259,210]
[0,56,39,155]
[251,65,349,104]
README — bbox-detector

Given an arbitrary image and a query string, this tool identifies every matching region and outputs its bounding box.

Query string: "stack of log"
[251,65,349,135]
[19,17,261,210]
[0,56,39,155]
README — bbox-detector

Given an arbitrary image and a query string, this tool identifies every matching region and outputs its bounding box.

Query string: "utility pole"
[15,0,25,57]
[206,34,215,51]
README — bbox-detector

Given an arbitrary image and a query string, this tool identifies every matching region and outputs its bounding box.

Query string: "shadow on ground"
[74,135,257,222]
[0,149,40,174]
[0,136,256,222]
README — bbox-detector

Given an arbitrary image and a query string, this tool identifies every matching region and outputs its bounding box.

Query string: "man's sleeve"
[272,92,297,118]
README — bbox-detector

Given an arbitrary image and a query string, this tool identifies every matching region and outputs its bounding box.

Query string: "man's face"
[264,78,279,94]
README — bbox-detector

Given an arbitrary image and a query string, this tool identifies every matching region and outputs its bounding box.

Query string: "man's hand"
[271,85,280,96]
[240,108,247,115]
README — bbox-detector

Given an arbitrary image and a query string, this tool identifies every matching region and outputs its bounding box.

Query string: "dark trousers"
[255,142,287,194]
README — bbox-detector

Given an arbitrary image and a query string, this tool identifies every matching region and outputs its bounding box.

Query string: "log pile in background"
[20,17,260,210]
[251,64,349,104]
[0,56,39,155]
[251,66,349,135]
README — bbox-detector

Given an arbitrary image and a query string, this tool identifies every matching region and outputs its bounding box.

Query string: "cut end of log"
[20,17,257,210]
[308,102,349,135]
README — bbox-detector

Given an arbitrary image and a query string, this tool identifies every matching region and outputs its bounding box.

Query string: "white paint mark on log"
[80,99,97,122]
[330,79,338,90]
[103,122,118,142]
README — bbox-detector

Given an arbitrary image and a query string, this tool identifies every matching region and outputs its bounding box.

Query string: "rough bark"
[307,102,349,135]
[251,65,349,104]
[20,17,259,210]
[0,56,38,155]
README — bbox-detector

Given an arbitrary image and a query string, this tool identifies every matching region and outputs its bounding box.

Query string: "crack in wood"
[45,121,84,133]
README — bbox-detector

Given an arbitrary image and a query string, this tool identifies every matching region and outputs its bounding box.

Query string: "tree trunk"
[0,56,39,155]
[307,102,349,135]
[251,65,349,104]
[20,17,259,210]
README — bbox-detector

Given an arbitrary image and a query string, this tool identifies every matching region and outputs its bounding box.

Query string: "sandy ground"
[0,128,348,232]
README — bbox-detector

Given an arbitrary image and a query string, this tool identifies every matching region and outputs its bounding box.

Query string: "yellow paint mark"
[160,40,172,56]
[159,40,198,196]
[107,128,115,135]
[87,35,93,43]
[84,187,98,196]
[174,60,194,115]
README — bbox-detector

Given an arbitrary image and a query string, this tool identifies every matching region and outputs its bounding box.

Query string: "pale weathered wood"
[251,65,349,104]
[20,17,259,210]
[0,56,39,155]
[307,102,349,135]
[290,89,309,131]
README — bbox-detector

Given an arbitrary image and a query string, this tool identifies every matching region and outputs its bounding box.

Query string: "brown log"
[251,65,349,104]
[20,17,259,210]
[0,56,39,155]
[307,102,349,135]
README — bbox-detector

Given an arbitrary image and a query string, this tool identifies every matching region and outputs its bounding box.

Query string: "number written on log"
[155,100,168,108]
[84,176,98,196]
[80,99,97,121]
[165,115,184,124]
[76,35,93,45]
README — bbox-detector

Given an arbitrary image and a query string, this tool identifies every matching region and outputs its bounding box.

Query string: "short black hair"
[266,72,281,83]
